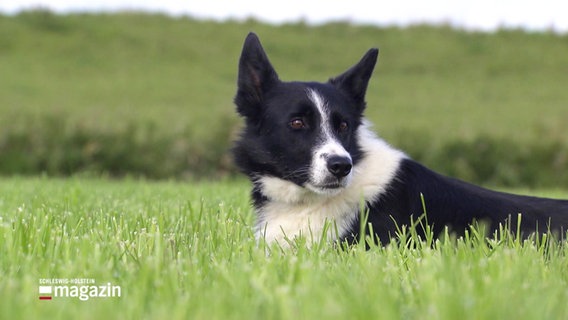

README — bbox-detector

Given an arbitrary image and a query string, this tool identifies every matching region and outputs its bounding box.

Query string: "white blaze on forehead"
[307,88,332,138]
[306,88,348,152]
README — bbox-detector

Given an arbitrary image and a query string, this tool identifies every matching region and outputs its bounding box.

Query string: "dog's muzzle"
[307,141,354,194]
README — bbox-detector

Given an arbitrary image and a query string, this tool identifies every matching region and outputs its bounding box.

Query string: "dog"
[233,32,568,246]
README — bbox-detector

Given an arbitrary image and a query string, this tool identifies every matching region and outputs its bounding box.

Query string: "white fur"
[255,120,407,246]
[306,89,352,193]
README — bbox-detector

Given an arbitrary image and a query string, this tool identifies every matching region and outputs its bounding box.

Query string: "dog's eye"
[339,121,349,132]
[289,118,306,130]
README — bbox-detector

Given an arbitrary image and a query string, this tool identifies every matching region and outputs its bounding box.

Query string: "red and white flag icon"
[39,286,52,300]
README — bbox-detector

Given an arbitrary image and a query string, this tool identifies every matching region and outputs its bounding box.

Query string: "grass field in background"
[1,177,567,319]
[0,11,568,139]
[2,12,567,142]
[1,12,568,185]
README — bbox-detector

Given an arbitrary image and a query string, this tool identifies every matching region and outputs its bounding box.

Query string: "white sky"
[1,0,567,33]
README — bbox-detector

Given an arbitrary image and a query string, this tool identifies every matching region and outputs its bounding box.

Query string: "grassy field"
[1,11,568,320]
[1,177,567,319]
[1,12,568,185]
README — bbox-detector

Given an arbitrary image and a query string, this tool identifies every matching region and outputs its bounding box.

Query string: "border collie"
[233,32,568,246]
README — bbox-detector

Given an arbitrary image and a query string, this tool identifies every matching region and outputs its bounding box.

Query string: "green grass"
[1,177,567,319]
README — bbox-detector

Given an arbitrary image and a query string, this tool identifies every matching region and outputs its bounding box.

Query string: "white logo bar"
[39,286,52,294]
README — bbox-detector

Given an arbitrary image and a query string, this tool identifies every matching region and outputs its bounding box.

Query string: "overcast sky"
[1,0,567,33]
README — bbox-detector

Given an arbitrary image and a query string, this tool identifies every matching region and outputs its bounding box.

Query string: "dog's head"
[233,33,378,196]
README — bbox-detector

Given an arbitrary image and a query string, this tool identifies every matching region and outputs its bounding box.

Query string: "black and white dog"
[233,32,568,246]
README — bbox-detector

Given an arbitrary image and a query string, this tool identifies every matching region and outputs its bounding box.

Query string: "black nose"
[327,156,352,178]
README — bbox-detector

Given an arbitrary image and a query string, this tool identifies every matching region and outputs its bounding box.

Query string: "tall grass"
[1,177,567,319]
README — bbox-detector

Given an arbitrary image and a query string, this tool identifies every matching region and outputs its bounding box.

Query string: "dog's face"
[233,33,378,195]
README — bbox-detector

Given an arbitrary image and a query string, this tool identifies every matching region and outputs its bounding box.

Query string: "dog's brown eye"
[289,118,305,130]
[339,121,348,131]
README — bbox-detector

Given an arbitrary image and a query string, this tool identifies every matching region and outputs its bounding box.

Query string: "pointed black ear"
[329,48,378,108]
[235,32,279,119]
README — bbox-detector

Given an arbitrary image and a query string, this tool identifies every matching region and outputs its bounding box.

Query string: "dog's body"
[233,33,568,245]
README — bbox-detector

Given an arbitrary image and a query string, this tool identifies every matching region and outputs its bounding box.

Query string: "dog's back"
[353,159,568,243]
